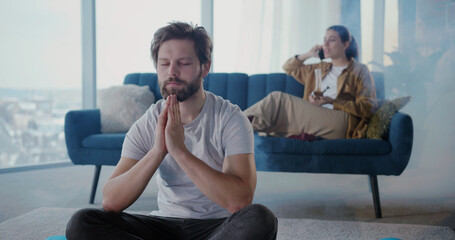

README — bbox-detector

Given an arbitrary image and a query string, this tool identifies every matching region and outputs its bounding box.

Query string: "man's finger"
[167,94,176,125]
[159,97,170,123]
[172,95,180,124]
[175,97,181,123]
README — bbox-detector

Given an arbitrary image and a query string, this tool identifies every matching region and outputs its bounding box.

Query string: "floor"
[1,165,454,231]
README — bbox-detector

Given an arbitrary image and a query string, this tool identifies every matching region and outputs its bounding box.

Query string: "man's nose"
[169,62,179,77]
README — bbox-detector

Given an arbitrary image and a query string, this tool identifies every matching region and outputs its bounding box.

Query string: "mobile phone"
[318,49,325,60]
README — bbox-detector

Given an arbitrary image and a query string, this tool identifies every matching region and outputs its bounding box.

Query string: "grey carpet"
[0,207,454,240]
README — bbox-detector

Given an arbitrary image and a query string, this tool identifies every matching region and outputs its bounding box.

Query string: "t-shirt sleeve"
[121,104,159,160]
[222,107,254,156]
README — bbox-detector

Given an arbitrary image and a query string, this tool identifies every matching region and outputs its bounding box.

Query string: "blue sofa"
[64,72,413,218]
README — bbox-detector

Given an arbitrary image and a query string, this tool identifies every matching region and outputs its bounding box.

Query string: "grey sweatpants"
[244,91,348,139]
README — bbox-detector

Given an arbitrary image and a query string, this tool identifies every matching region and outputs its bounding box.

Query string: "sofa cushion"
[255,134,391,155]
[82,133,126,149]
[98,84,155,133]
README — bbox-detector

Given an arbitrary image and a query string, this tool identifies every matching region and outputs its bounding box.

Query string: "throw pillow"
[366,96,411,140]
[98,84,155,133]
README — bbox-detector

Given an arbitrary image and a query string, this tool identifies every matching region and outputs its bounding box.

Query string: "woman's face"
[323,29,349,60]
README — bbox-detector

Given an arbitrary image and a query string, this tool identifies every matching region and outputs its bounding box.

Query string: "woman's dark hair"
[327,25,358,61]
[150,21,212,67]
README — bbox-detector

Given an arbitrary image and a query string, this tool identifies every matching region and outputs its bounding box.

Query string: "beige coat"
[283,57,377,139]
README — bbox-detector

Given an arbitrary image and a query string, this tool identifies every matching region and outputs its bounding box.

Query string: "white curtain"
[214,0,341,74]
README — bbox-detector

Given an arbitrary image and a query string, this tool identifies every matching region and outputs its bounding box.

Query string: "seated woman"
[244,25,377,140]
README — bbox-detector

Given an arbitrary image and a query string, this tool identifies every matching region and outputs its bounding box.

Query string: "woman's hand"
[296,45,323,61]
[309,93,334,106]
[308,45,323,58]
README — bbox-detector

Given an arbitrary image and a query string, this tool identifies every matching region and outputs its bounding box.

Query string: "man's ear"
[201,61,211,77]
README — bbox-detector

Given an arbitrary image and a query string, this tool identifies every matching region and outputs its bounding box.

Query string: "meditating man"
[65,21,277,240]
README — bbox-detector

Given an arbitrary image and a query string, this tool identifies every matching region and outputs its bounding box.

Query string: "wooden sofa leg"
[89,166,102,204]
[369,175,382,218]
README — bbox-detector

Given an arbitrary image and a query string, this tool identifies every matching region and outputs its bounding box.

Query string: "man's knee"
[66,208,103,240]
[266,91,293,107]
[245,204,277,226]
[240,204,278,238]
[267,91,283,99]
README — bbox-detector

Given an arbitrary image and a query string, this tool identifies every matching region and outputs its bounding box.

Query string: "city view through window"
[0,1,82,168]
[0,89,81,168]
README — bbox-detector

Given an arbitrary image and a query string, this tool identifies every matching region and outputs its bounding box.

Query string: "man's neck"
[178,88,206,125]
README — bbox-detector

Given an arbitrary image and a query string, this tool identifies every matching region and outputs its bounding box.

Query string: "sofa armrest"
[386,111,414,174]
[64,109,101,164]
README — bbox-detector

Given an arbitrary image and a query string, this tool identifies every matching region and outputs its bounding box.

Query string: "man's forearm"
[102,150,164,213]
[172,150,256,213]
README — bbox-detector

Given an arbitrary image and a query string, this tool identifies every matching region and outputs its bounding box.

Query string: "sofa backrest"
[124,72,384,111]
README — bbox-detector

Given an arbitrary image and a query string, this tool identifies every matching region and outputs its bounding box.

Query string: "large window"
[96,0,201,89]
[0,0,201,169]
[0,0,82,168]
[213,0,341,74]
[383,0,399,66]
[361,0,399,69]
[213,0,400,75]
[0,0,406,169]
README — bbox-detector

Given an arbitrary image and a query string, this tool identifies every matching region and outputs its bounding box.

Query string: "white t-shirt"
[121,91,254,219]
[321,65,347,109]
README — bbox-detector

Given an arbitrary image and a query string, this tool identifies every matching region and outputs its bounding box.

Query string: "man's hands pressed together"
[164,94,188,159]
[153,94,188,159]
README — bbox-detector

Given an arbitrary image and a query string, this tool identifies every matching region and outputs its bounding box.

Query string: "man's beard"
[160,72,202,102]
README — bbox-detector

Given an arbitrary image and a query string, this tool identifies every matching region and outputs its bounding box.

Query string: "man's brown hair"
[150,21,212,68]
